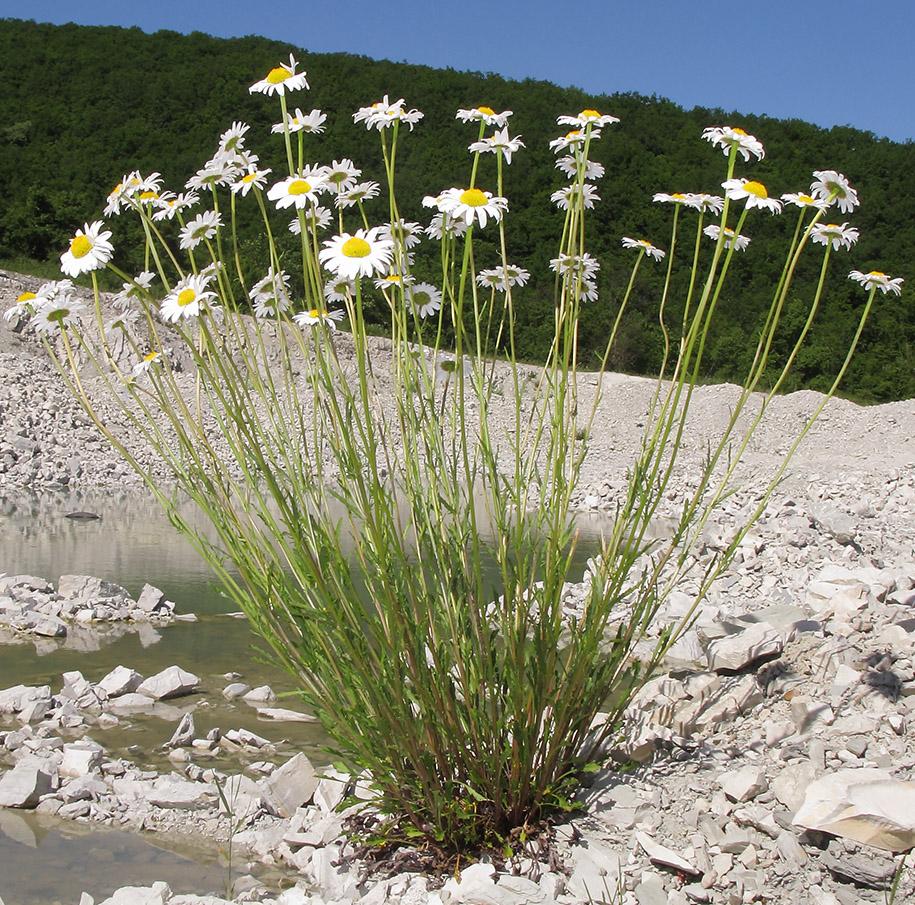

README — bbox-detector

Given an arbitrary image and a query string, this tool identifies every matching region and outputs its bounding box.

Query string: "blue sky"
[7,0,914,143]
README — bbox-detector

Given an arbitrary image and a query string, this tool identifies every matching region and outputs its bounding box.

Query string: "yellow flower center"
[139,190,158,201]
[798,194,815,204]
[17,292,36,303]
[869,271,886,278]
[477,106,496,116]
[143,351,159,362]
[242,173,259,183]
[71,235,92,259]
[744,181,768,199]
[673,193,687,200]
[309,309,324,318]
[732,127,748,136]
[580,109,600,119]
[342,237,371,258]
[267,66,291,84]
[288,180,312,195]
[178,289,196,307]
[459,188,488,207]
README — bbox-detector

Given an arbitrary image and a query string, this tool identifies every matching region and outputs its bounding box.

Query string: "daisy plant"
[35,59,901,858]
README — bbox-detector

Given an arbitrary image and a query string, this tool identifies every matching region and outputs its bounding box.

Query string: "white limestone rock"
[262,752,318,818]
[793,768,915,852]
[0,761,54,808]
[95,665,143,698]
[59,741,105,777]
[705,622,783,672]
[719,767,768,803]
[136,665,200,700]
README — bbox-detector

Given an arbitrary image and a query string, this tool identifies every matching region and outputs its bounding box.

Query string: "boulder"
[0,761,54,808]
[136,665,199,700]
[95,665,143,698]
[706,622,783,672]
[262,752,318,818]
[59,742,105,778]
[793,768,915,852]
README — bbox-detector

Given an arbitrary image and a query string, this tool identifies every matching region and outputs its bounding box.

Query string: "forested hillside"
[1,17,912,400]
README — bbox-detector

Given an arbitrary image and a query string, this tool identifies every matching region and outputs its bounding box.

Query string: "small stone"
[719,767,768,803]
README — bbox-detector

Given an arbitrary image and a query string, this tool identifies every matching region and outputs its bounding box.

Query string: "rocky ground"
[1,268,914,904]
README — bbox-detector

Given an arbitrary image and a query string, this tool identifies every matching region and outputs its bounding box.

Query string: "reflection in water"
[0,809,237,905]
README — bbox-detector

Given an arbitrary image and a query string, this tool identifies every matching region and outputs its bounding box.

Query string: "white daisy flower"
[293,307,345,329]
[353,95,423,131]
[810,170,859,214]
[4,291,39,322]
[622,237,666,260]
[435,354,463,384]
[32,295,85,334]
[319,227,395,279]
[550,253,600,281]
[381,219,424,250]
[60,221,114,277]
[267,173,325,210]
[703,224,751,251]
[849,270,904,295]
[557,109,619,128]
[686,193,726,214]
[289,205,333,236]
[468,128,525,165]
[722,178,782,214]
[106,308,140,332]
[575,279,599,303]
[335,181,381,209]
[374,272,415,291]
[456,106,512,126]
[652,192,693,206]
[810,223,859,251]
[272,108,326,134]
[549,129,600,154]
[434,187,508,229]
[551,183,601,211]
[425,211,469,240]
[160,273,218,322]
[152,191,199,222]
[231,166,272,197]
[781,191,830,211]
[219,121,250,153]
[249,268,292,318]
[179,210,223,250]
[408,282,442,319]
[323,159,361,194]
[249,54,309,96]
[132,348,169,377]
[112,271,156,310]
[555,156,605,181]
[702,126,765,161]
[324,277,356,303]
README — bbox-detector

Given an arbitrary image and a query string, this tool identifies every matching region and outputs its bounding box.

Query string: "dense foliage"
[2,17,912,400]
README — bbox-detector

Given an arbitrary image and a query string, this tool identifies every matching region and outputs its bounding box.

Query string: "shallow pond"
[0,485,613,903]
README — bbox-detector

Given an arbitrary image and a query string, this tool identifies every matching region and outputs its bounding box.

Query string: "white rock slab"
[136,665,199,700]
[636,831,701,876]
[706,622,783,672]
[95,665,143,698]
[793,768,915,852]
[263,752,318,818]
[0,762,54,808]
